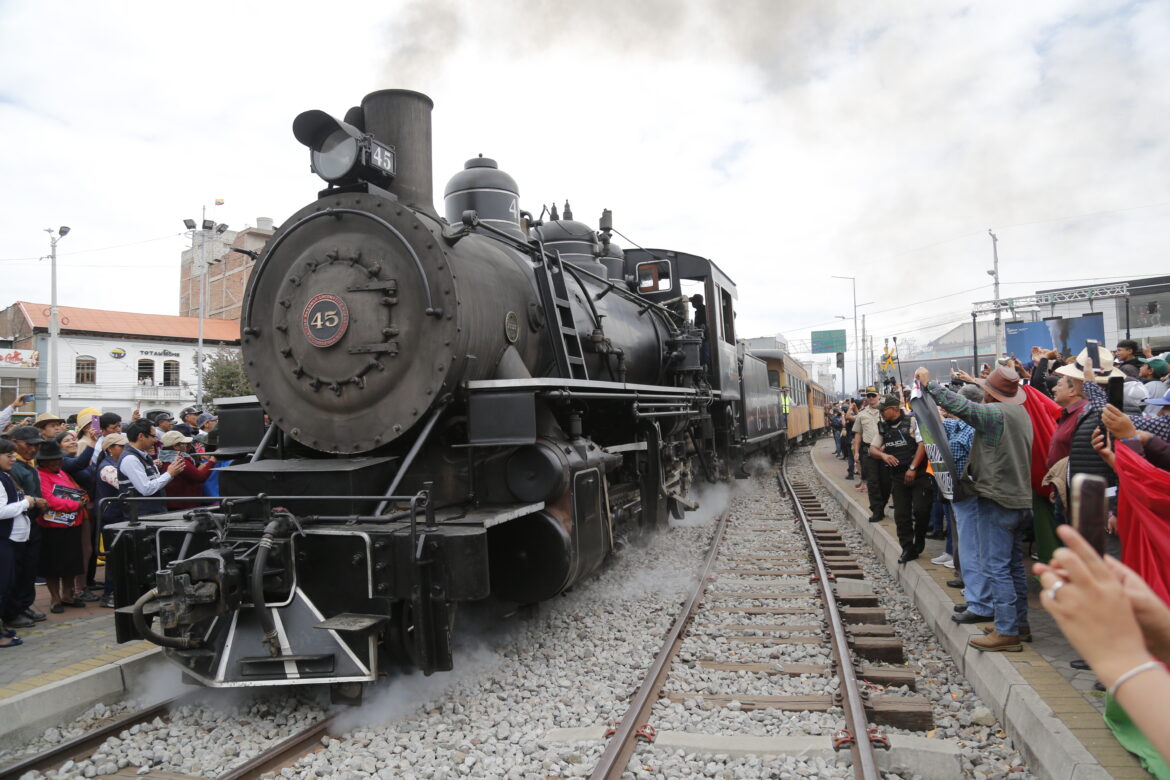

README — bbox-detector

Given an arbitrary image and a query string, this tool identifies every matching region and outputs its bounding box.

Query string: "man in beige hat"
[1048,346,1124,522]
[32,412,66,439]
[915,364,1034,652]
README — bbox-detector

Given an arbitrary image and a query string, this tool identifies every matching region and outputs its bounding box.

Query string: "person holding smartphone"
[0,394,33,433]
[160,431,214,510]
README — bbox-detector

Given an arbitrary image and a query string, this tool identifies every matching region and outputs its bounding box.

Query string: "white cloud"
[1,0,1166,393]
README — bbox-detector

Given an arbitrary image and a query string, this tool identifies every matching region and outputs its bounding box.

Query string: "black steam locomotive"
[103,90,790,698]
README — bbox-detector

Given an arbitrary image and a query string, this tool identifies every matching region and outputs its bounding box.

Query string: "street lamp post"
[988,229,1003,359]
[44,226,70,415]
[831,275,859,392]
[183,211,228,409]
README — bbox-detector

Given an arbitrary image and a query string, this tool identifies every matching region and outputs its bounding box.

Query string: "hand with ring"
[1031,525,1151,684]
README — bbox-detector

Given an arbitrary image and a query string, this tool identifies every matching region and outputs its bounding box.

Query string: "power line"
[0,232,185,263]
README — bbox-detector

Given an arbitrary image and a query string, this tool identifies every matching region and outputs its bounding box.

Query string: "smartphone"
[1107,375,1125,410]
[950,360,957,374]
[1071,473,1107,555]
[1084,339,1099,372]
[20,393,34,402]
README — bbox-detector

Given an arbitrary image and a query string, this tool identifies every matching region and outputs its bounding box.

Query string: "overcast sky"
[2,0,1167,390]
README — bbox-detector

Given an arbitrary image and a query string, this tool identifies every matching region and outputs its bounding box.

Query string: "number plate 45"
[302,293,350,348]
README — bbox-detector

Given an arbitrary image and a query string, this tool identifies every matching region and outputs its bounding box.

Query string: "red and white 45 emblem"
[302,293,350,348]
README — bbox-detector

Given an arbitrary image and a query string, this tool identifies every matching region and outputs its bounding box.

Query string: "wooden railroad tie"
[696,660,917,689]
[661,692,932,730]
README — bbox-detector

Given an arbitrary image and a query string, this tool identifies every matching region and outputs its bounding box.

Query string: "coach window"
[75,356,96,385]
[768,369,780,388]
[636,260,671,293]
[719,288,735,344]
[138,358,155,385]
[163,360,180,387]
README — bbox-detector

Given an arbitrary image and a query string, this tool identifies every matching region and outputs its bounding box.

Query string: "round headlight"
[311,128,359,182]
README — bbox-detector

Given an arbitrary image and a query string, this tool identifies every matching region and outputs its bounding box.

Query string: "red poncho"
[1115,443,1170,605]
[1022,385,1061,497]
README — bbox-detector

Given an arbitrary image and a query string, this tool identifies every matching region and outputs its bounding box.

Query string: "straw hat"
[1054,345,1126,385]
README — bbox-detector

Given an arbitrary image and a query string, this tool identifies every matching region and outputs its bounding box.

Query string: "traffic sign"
[810,329,847,354]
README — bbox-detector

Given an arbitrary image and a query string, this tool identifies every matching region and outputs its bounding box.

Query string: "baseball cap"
[155,411,175,422]
[8,425,45,443]
[1144,387,1170,407]
[196,412,218,426]
[1139,357,1169,379]
[878,394,901,410]
[101,433,129,450]
[161,430,194,448]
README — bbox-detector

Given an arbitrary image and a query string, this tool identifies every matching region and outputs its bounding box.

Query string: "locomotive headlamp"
[293,109,396,185]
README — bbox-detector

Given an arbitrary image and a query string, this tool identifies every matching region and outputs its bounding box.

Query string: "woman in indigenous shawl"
[36,440,90,613]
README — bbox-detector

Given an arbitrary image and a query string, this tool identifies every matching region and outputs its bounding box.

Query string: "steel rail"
[0,696,184,778]
[588,506,733,779]
[218,713,337,779]
[779,457,882,779]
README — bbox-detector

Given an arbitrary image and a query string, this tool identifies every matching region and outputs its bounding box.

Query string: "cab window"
[719,287,735,344]
[636,260,672,293]
[767,370,780,388]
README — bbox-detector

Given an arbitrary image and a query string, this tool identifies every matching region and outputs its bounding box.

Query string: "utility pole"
[45,226,70,415]
[861,314,867,388]
[989,229,1003,359]
[832,275,859,392]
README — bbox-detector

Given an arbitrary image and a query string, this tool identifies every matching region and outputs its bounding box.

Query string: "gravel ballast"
[5,451,1035,778]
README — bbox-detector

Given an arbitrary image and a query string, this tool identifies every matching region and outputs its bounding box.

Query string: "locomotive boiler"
[103,90,787,698]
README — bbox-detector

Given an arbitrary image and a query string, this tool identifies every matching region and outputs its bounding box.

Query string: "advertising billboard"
[1004,313,1105,361]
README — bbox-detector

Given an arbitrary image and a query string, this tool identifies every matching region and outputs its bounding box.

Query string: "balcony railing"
[134,384,190,401]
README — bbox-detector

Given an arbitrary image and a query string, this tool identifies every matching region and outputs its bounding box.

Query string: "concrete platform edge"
[0,646,164,751]
[808,452,1103,780]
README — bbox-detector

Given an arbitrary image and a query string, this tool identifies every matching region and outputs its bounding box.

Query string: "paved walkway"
[810,438,1150,779]
[0,567,152,698]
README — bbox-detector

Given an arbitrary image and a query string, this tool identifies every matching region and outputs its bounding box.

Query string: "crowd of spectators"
[0,399,222,648]
[827,337,1170,765]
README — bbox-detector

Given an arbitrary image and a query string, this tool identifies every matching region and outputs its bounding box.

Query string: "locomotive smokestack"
[360,89,437,217]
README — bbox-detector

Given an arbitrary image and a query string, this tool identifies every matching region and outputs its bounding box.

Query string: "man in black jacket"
[870,395,934,563]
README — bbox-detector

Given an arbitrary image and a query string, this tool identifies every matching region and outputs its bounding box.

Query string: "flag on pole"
[214,198,224,206]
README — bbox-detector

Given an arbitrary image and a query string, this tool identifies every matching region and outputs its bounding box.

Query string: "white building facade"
[1,301,239,421]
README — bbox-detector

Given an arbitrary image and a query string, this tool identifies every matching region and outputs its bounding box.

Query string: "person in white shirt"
[1,438,48,646]
[119,420,185,517]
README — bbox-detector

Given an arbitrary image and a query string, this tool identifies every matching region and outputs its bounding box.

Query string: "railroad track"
[590,451,932,779]
[0,697,332,780]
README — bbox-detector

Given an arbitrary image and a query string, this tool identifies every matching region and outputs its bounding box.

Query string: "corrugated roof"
[16,302,240,342]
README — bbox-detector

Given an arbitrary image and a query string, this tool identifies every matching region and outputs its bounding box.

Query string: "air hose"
[132,588,201,650]
[253,518,287,657]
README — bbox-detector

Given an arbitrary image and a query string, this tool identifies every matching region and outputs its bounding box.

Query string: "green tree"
[202,348,253,406]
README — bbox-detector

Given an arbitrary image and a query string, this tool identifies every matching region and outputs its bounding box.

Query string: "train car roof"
[624,248,737,295]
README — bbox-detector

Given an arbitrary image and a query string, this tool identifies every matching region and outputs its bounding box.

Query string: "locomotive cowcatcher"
[103,90,789,699]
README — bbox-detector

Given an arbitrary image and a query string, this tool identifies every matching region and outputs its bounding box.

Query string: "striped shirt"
[1084,381,1170,441]
[943,417,975,478]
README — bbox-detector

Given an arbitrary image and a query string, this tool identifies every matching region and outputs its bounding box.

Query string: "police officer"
[870,394,933,563]
[852,387,888,522]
